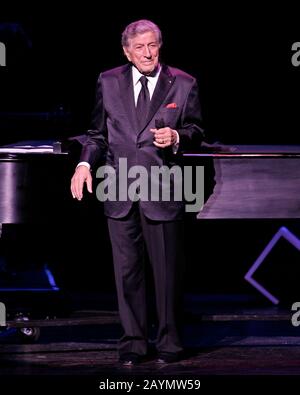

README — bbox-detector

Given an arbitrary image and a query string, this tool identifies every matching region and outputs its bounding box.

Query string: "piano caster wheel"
[14,314,41,343]
[18,327,40,343]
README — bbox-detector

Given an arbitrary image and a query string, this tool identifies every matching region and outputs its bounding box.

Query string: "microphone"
[154,118,167,164]
[155,118,165,129]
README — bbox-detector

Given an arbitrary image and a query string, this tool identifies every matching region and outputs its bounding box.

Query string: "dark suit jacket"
[80,63,204,220]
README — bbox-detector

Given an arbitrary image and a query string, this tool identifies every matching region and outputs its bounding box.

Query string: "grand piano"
[0,140,74,306]
[1,140,300,307]
[0,136,106,303]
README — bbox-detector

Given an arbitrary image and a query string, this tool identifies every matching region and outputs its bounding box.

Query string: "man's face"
[123,31,160,75]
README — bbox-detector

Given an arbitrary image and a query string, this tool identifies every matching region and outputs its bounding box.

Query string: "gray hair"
[121,19,162,48]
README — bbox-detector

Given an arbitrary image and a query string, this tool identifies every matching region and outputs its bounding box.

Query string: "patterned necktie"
[136,75,150,129]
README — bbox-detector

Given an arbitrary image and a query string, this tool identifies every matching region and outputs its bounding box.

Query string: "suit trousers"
[107,202,185,357]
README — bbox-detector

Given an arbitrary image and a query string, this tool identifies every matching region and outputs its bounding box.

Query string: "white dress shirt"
[132,64,161,104]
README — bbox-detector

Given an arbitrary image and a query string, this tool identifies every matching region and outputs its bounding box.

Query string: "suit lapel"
[118,64,139,132]
[141,64,175,133]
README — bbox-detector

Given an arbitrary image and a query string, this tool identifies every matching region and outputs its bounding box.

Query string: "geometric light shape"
[244,227,300,304]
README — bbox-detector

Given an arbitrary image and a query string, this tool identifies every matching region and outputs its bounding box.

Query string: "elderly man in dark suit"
[71,19,204,365]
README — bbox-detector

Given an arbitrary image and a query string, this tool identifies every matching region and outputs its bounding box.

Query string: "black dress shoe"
[119,353,141,366]
[156,352,181,364]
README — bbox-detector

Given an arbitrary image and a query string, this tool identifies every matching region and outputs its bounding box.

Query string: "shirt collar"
[132,64,161,87]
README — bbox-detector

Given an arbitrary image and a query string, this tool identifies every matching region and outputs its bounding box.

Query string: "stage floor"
[1,292,300,391]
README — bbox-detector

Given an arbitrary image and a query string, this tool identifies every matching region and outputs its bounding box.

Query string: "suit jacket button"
[137,143,142,148]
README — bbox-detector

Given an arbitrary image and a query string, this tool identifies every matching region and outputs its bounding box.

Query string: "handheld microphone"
[155,118,165,129]
[154,118,167,164]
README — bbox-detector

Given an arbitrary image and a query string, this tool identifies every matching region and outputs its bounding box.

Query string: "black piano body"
[0,148,70,225]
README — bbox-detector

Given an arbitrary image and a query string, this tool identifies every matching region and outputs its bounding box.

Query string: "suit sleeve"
[80,74,108,168]
[177,79,205,152]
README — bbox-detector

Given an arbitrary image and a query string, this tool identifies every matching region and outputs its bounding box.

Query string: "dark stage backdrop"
[1,6,300,303]
[0,5,299,145]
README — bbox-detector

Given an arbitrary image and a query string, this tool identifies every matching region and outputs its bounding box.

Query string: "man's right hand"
[70,165,93,200]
